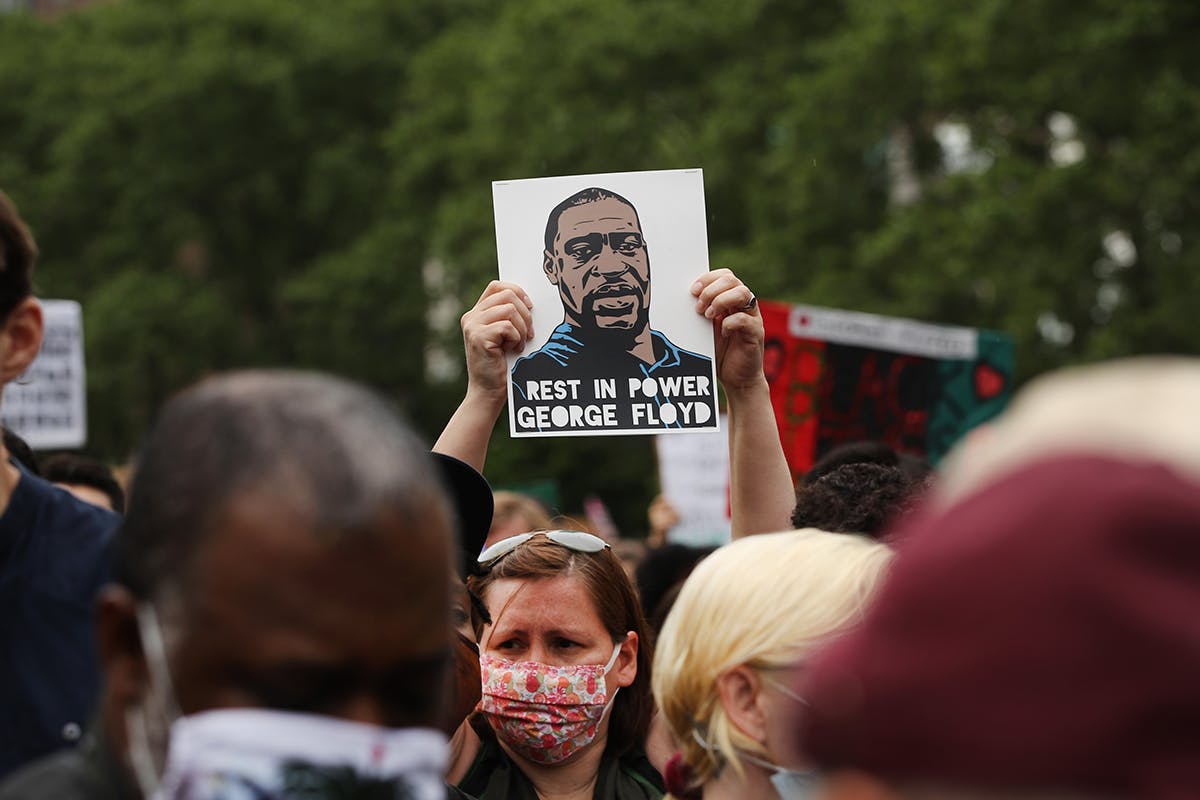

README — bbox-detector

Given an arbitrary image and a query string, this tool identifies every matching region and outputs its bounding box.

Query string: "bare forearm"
[432,388,506,474]
[727,379,795,539]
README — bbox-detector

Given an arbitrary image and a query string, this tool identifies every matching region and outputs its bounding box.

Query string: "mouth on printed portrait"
[586,284,645,329]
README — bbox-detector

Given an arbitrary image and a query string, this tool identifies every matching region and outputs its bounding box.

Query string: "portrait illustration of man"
[509,186,717,434]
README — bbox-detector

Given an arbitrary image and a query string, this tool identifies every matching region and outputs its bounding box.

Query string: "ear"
[98,585,148,710]
[542,250,560,286]
[716,664,767,743]
[0,297,42,384]
[611,631,638,689]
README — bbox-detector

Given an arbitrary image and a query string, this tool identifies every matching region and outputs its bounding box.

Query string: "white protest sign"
[655,415,731,547]
[494,169,719,438]
[0,299,87,449]
[787,305,979,360]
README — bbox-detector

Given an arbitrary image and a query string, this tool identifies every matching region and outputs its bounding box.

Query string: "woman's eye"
[554,638,578,649]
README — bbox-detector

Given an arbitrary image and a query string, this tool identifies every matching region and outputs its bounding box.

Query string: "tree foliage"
[0,0,1195,532]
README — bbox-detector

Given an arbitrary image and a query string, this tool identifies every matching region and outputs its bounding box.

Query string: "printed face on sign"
[543,196,651,336]
[495,170,720,438]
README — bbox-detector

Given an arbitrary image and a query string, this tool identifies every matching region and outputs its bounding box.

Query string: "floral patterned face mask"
[479,641,623,765]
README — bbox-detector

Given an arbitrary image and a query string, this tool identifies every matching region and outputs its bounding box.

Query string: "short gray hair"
[115,370,452,603]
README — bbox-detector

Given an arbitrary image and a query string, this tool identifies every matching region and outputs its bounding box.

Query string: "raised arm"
[432,280,534,472]
[691,269,794,538]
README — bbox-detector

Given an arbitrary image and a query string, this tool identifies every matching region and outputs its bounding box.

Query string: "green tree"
[3,0,1197,532]
[0,0,468,456]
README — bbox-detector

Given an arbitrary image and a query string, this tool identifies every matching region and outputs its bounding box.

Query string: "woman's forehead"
[486,574,606,633]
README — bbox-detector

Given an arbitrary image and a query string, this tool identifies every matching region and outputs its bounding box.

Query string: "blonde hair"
[652,529,893,788]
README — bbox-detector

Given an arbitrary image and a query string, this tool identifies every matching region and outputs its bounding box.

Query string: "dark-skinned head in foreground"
[10,370,460,798]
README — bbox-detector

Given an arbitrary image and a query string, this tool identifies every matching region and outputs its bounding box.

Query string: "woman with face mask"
[457,530,662,800]
[651,530,893,800]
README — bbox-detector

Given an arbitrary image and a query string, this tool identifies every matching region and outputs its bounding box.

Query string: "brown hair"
[0,190,36,322]
[468,532,654,758]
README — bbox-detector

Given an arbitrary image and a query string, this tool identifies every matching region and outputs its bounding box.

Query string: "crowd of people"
[1,182,1199,800]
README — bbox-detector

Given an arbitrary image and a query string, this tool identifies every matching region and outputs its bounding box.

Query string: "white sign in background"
[1,299,87,450]
[788,304,979,360]
[494,168,719,438]
[655,414,731,547]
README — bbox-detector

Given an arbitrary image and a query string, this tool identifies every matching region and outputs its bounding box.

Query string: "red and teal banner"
[759,301,1014,480]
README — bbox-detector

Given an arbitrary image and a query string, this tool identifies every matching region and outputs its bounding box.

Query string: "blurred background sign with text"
[1,300,87,450]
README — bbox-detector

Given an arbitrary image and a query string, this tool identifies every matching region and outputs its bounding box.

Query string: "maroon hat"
[801,454,1200,796]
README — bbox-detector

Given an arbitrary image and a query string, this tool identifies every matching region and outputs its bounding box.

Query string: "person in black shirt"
[0,190,119,779]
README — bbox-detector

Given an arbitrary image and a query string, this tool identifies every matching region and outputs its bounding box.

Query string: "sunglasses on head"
[476,529,610,568]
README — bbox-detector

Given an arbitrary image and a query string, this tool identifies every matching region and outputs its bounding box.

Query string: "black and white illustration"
[494,170,719,437]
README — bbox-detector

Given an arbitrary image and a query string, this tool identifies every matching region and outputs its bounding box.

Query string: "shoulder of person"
[0,467,118,594]
[619,748,665,798]
[590,748,665,800]
[1,465,119,539]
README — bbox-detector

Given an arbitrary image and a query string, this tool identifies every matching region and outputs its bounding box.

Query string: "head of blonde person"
[652,529,893,795]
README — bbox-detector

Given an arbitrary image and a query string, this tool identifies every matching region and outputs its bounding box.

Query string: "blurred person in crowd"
[801,358,1200,798]
[454,530,660,799]
[434,268,793,544]
[0,190,120,779]
[613,538,647,581]
[645,494,679,547]
[2,426,39,474]
[653,530,892,800]
[0,371,473,799]
[41,453,126,514]
[485,490,554,549]
[790,463,919,540]
[634,544,716,638]
[435,452,496,779]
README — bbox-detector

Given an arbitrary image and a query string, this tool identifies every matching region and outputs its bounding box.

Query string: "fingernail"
[523,294,533,308]
[690,281,702,295]
[704,307,716,319]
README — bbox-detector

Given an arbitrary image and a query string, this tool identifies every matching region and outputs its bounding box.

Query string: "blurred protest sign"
[759,301,1013,479]
[0,300,87,450]
[655,415,731,546]
[495,169,719,437]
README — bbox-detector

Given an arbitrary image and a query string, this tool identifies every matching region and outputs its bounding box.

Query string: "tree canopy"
[1,0,1195,532]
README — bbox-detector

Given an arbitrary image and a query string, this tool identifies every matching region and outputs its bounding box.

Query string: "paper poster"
[655,415,731,547]
[0,299,87,449]
[759,301,1014,479]
[494,169,720,437]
